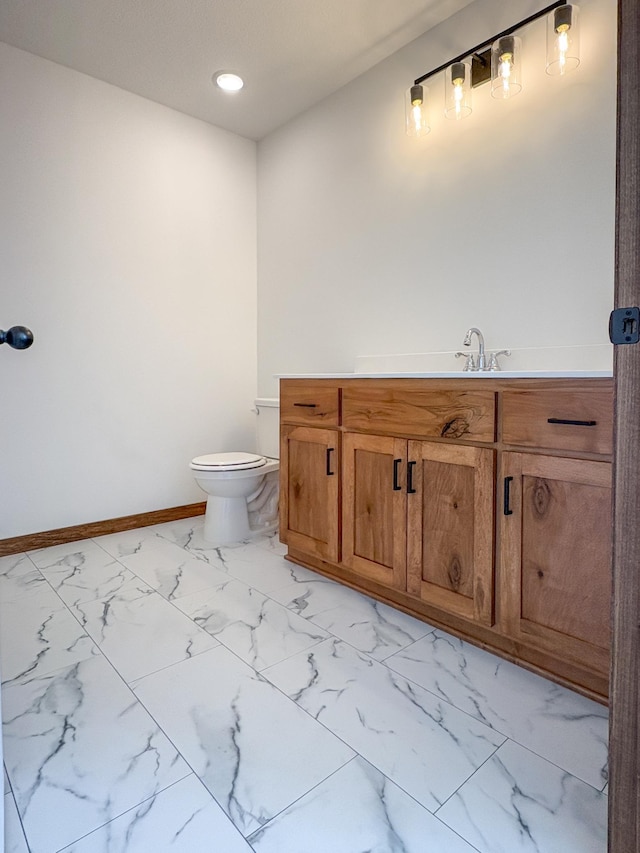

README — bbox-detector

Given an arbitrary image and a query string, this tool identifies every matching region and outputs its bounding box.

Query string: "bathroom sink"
[353,345,613,377]
[276,345,613,381]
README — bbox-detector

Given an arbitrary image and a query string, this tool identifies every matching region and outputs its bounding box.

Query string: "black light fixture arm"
[413,0,567,86]
[0,325,34,350]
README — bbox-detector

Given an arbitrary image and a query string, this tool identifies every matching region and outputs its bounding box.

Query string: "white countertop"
[277,345,614,380]
[277,370,613,379]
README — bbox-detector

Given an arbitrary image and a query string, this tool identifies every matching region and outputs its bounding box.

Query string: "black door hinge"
[609,307,640,344]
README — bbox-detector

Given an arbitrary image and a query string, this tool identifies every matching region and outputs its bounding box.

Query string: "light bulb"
[214,72,244,92]
[557,28,569,72]
[499,52,513,94]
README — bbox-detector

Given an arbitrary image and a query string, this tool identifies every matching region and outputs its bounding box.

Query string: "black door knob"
[0,326,34,350]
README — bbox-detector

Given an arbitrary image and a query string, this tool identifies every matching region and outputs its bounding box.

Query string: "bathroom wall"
[0,42,257,538]
[257,0,617,396]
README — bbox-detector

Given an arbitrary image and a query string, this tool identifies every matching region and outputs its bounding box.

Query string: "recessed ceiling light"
[214,72,244,92]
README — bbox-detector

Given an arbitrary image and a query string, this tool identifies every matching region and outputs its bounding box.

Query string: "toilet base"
[203,495,252,546]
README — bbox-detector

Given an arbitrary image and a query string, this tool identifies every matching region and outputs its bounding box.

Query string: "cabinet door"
[406,442,495,625]
[500,452,612,675]
[279,425,339,562]
[342,432,407,589]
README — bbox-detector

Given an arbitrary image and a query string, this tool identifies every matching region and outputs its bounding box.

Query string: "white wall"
[0,43,257,538]
[257,0,616,396]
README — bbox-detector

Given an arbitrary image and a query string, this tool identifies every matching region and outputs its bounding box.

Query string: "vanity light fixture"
[214,71,244,92]
[406,1,580,135]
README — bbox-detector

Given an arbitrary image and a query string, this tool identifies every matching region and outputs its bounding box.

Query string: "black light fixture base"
[413,0,567,87]
[471,48,492,88]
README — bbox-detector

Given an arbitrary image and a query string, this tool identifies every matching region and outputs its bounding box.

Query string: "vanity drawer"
[280,382,340,426]
[342,386,496,442]
[502,388,613,454]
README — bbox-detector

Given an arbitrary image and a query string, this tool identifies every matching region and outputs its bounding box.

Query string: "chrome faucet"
[463,327,486,371]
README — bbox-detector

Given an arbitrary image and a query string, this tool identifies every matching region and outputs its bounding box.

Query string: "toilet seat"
[190,451,266,472]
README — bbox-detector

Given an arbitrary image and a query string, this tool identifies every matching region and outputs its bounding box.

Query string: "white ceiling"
[0,0,475,140]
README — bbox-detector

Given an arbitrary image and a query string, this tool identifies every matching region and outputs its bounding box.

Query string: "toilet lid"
[190,451,266,471]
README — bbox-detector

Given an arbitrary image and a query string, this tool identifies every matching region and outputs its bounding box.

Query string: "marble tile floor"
[0,516,608,852]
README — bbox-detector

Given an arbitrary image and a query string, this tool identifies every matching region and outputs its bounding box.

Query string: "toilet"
[190,398,280,545]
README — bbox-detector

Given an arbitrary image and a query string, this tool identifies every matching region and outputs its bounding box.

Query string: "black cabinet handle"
[294,402,317,408]
[393,458,402,491]
[407,461,417,494]
[547,418,597,427]
[326,448,335,476]
[504,476,514,516]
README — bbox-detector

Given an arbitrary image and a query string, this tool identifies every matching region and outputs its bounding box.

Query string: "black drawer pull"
[407,460,417,494]
[504,476,514,516]
[547,418,597,427]
[294,402,317,408]
[393,458,402,491]
[326,448,335,476]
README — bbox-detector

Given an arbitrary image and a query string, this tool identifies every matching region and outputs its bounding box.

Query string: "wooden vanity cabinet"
[500,453,612,678]
[279,376,613,700]
[341,432,408,590]
[499,388,613,681]
[341,433,495,624]
[340,382,497,624]
[405,441,495,626]
[279,382,341,563]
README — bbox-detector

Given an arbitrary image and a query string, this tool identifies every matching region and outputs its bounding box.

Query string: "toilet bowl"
[190,400,280,545]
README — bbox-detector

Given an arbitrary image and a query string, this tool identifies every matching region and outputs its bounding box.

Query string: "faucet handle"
[487,350,511,371]
[455,351,477,372]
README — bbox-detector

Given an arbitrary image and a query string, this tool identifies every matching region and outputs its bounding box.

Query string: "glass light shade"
[546,4,580,75]
[491,35,523,99]
[405,85,430,137]
[444,61,472,120]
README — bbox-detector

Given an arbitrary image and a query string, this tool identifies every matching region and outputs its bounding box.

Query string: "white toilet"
[190,398,279,545]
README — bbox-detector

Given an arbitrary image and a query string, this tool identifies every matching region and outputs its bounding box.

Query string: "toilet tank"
[255,398,280,459]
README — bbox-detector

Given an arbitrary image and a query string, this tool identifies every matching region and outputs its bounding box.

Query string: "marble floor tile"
[71,578,219,683]
[386,630,608,789]
[0,584,98,685]
[1,516,609,849]
[151,516,212,550]
[91,526,169,559]
[253,530,288,556]
[309,595,433,661]
[263,638,505,812]
[119,539,229,601]
[249,756,478,853]
[27,539,108,569]
[5,764,10,792]
[2,655,190,853]
[157,518,275,556]
[437,739,608,853]
[60,775,253,853]
[269,573,373,617]
[192,541,319,594]
[133,646,355,837]
[271,574,433,660]
[38,550,137,609]
[4,791,29,853]
[0,553,49,602]
[175,577,328,670]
